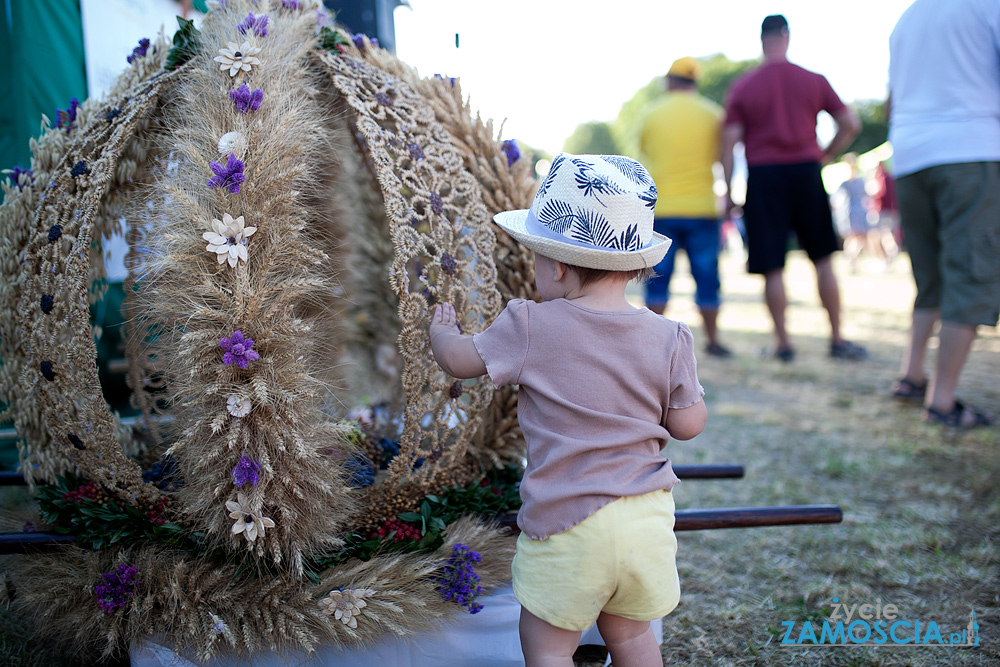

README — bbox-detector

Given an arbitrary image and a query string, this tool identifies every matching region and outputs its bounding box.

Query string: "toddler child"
[429,153,707,667]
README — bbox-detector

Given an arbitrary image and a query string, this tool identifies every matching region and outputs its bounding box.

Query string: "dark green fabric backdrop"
[0,0,88,177]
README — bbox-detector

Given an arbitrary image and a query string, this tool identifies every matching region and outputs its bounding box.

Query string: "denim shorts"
[645,217,722,309]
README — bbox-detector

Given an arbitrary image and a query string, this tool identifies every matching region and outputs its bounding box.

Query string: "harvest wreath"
[0,0,536,661]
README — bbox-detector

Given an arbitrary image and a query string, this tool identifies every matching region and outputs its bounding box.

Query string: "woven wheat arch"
[0,1,537,658]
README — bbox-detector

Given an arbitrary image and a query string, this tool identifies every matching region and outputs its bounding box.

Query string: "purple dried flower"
[237,12,269,37]
[95,564,139,614]
[374,92,394,107]
[127,37,150,64]
[352,33,378,50]
[219,330,260,369]
[316,9,328,26]
[232,455,261,487]
[430,192,444,215]
[22,521,36,533]
[229,84,264,113]
[281,0,299,8]
[207,154,246,194]
[407,143,424,161]
[5,166,33,190]
[434,74,457,87]
[437,544,484,614]
[54,98,80,132]
[501,139,521,167]
[440,252,457,275]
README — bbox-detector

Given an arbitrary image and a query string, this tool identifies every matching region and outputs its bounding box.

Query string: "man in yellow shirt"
[640,57,731,357]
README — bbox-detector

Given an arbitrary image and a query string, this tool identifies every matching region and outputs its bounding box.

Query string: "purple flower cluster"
[127,37,151,64]
[219,330,260,369]
[207,154,246,194]
[6,166,33,190]
[501,139,521,167]
[54,98,80,132]
[230,84,264,113]
[232,455,261,487]
[95,564,139,614]
[434,74,457,87]
[237,12,269,38]
[352,33,380,50]
[436,544,484,614]
[281,0,300,8]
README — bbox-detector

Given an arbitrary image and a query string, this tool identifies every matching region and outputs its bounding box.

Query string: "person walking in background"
[722,14,865,362]
[888,0,999,428]
[639,57,732,357]
[834,153,875,272]
[871,160,901,261]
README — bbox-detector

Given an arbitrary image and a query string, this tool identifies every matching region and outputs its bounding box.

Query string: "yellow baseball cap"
[667,57,701,81]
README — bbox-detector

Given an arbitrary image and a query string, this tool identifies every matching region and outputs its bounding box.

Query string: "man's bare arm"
[822,107,861,165]
[721,123,744,216]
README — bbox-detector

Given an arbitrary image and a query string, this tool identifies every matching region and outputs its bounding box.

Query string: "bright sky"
[394,0,914,154]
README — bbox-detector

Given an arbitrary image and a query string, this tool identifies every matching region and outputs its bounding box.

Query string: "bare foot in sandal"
[923,401,993,429]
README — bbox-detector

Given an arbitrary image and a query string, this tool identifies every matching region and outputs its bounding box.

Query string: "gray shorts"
[897,162,1000,326]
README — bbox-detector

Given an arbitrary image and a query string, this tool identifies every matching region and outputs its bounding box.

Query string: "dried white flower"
[226,394,251,418]
[318,588,375,629]
[218,131,247,158]
[226,492,275,543]
[214,41,262,77]
[203,213,257,268]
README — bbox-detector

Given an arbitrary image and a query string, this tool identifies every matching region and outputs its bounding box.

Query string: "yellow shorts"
[511,489,680,632]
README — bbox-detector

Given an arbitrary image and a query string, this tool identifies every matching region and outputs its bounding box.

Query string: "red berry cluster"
[62,481,105,504]
[146,497,170,525]
[373,518,421,542]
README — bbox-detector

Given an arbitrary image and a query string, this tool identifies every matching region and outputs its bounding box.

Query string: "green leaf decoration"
[319,26,351,54]
[165,16,202,71]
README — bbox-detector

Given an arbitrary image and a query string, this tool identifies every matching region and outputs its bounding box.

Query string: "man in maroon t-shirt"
[722,14,865,362]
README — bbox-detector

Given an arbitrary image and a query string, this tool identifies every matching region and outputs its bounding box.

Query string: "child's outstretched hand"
[430,302,461,340]
[428,302,486,379]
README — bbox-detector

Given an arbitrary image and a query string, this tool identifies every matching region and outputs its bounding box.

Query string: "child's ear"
[553,261,569,282]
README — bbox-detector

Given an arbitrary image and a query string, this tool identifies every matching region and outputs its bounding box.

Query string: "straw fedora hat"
[493,153,671,271]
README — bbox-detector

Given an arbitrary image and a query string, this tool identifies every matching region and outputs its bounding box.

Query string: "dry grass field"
[614,249,999,667]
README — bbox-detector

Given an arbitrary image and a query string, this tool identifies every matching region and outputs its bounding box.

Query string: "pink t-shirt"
[724,61,847,167]
[473,298,704,540]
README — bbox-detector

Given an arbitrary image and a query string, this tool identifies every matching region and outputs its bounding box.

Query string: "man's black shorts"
[743,161,840,274]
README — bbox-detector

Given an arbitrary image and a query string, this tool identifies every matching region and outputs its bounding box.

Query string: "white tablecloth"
[132,585,662,666]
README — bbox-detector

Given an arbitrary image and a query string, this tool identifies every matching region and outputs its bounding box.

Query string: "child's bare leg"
[597,612,663,667]
[519,607,581,667]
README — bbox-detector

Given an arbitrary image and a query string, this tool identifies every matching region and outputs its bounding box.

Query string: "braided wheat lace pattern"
[320,52,502,497]
[6,70,181,504]
[356,48,538,469]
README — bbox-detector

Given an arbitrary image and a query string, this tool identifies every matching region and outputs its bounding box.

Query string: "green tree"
[561,121,620,155]
[845,99,888,156]
[696,53,759,106]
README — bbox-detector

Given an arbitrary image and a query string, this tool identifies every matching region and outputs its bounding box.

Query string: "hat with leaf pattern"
[493,153,671,270]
